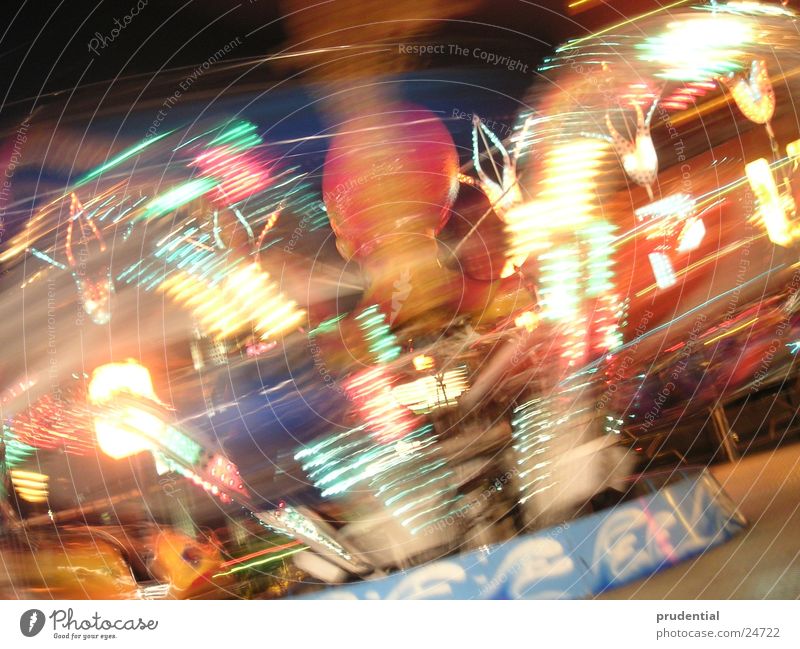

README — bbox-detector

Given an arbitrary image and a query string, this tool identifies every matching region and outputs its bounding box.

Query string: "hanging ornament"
[719,59,776,125]
[602,96,660,200]
[457,114,533,276]
[458,114,525,221]
[720,58,787,191]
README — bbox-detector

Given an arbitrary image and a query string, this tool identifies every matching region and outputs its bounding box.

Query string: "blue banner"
[299,472,746,599]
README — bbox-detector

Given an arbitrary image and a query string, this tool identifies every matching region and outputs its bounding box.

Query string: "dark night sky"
[1,1,286,111]
[0,0,659,122]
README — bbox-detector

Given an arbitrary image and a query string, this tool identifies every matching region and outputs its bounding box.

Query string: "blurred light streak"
[603,265,783,360]
[295,423,462,535]
[676,217,706,253]
[634,235,767,299]
[661,81,717,111]
[1,427,35,469]
[142,178,218,219]
[217,540,302,570]
[354,306,401,364]
[88,361,159,404]
[506,138,610,263]
[75,130,173,187]
[193,121,273,206]
[28,248,66,270]
[346,367,419,444]
[636,16,751,81]
[703,316,758,346]
[719,1,795,17]
[213,546,308,577]
[648,252,678,290]
[515,310,539,332]
[412,354,435,371]
[787,139,800,170]
[255,505,353,561]
[11,386,96,456]
[562,264,786,389]
[556,0,695,51]
[635,193,696,228]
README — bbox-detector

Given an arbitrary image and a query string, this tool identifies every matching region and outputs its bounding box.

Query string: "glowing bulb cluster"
[505,139,610,262]
[10,469,49,504]
[160,262,305,342]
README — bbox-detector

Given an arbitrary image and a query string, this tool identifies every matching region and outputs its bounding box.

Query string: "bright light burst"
[636,17,751,81]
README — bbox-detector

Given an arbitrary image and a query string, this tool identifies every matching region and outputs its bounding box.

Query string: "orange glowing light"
[514,310,539,332]
[412,354,435,371]
[89,360,166,460]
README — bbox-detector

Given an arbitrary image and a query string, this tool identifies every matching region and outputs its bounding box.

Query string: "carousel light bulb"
[676,217,706,253]
[787,139,800,170]
[505,139,609,262]
[515,310,539,332]
[745,158,794,246]
[10,469,49,503]
[92,411,162,460]
[412,354,435,371]
[648,252,678,289]
[635,193,696,224]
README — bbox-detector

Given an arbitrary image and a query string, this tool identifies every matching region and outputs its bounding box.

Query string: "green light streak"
[208,120,261,152]
[212,546,308,577]
[142,178,217,219]
[307,313,347,338]
[75,131,174,187]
